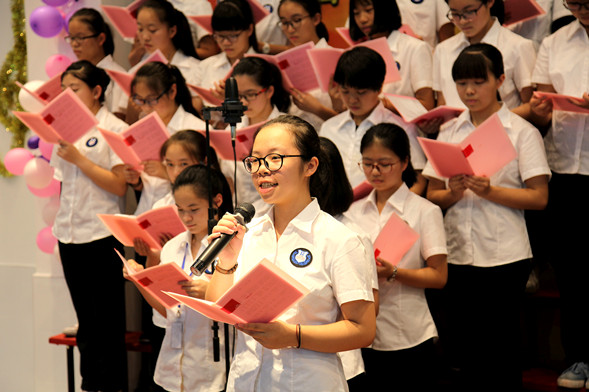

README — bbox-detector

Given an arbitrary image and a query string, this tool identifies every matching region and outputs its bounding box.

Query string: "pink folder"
[188,15,212,35]
[207,121,266,161]
[99,205,186,250]
[98,111,170,168]
[188,84,223,106]
[533,91,589,114]
[106,50,168,97]
[246,42,319,92]
[101,0,147,40]
[418,113,517,178]
[245,0,270,24]
[12,88,98,144]
[308,37,401,92]
[335,27,355,47]
[503,0,546,26]
[116,249,191,309]
[163,258,309,324]
[384,93,464,124]
[353,180,373,202]
[16,73,63,105]
[373,213,419,266]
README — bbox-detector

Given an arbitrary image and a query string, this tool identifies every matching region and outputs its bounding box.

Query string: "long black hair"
[131,61,200,118]
[62,60,110,103]
[160,130,221,172]
[318,137,353,216]
[212,0,261,53]
[69,8,115,56]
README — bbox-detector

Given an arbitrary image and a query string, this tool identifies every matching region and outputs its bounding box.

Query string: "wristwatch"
[262,42,271,54]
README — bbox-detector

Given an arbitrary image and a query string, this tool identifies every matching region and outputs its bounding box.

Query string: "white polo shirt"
[96,54,126,114]
[345,183,446,350]
[383,30,434,98]
[433,18,536,110]
[532,20,589,175]
[319,102,426,187]
[396,0,451,49]
[154,231,227,392]
[422,104,551,267]
[199,47,258,89]
[51,106,127,243]
[507,0,572,49]
[226,199,374,392]
[255,0,289,46]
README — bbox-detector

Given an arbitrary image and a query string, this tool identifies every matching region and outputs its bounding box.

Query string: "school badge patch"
[290,248,313,268]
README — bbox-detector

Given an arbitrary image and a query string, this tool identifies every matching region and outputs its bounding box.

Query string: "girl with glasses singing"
[207,114,376,392]
[66,8,126,115]
[345,123,447,391]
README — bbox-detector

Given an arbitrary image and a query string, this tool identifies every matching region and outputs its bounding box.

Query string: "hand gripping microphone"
[190,203,256,276]
[223,76,247,142]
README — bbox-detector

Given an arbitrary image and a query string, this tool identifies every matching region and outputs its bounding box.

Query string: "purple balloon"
[42,0,69,6]
[30,6,64,38]
[27,135,41,150]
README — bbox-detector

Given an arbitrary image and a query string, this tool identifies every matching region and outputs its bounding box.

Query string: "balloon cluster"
[29,0,88,78]
[4,136,60,254]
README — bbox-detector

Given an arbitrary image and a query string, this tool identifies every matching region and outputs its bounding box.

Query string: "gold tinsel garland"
[0,0,27,177]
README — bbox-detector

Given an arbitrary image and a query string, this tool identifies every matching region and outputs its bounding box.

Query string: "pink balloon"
[45,54,73,78]
[30,6,64,38]
[38,138,54,160]
[3,148,34,175]
[42,196,61,225]
[23,157,54,189]
[37,226,57,254]
[28,179,61,198]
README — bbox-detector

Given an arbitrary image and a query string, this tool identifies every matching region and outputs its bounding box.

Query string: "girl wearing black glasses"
[206,114,376,391]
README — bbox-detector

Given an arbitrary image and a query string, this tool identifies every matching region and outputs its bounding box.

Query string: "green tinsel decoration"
[0,0,27,177]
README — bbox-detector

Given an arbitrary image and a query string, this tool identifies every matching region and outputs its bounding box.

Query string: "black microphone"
[190,203,256,276]
[222,77,247,142]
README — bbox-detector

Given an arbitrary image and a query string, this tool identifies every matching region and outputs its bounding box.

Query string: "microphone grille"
[235,202,256,224]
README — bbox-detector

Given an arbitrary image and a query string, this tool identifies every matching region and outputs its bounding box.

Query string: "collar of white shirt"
[361,182,410,215]
[567,19,589,42]
[452,102,512,130]
[252,198,320,235]
[459,17,501,47]
[336,101,392,130]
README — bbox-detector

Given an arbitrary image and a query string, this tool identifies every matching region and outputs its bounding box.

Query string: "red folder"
[353,180,373,202]
[384,93,464,124]
[188,84,223,106]
[188,15,212,35]
[163,258,309,324]
[105,50,168,97]
[419,113,517,178]
[99,205,186,250]
[373,213,419,266]
[503,0,546,26]
[98,111,170,168]
[12,88,98,144]
[533,91,589,114]
[116,248,191,309]
[101,0,148,40]
[207,121,266,161]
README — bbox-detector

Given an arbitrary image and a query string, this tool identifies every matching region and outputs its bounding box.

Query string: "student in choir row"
[349,0,435,110]
[395,0,455,48]
[433,0,536,119]
[424,43,550,391]
[51,60,128,392]
[346,123,447,391]
[529,1,589,387]
[66,8,125,115]
[225,56,290,216]
[319,46,427,194]
[124,62,205,216]
[207,115,376,391]
[123,164,233,392]
[122,0,201,122]
[278,0,341,129]
[318,136,379,391]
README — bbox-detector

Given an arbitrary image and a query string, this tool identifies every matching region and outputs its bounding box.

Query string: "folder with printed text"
[418,113,517,178]
[102,0,147,41]
[105,50,168,97]
[163,258,309,325]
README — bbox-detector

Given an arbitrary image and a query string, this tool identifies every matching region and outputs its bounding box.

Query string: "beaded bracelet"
[215,263,238,274]
[387,265,398,282]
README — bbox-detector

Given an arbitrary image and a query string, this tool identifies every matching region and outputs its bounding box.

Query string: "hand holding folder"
[533,91,589,114]
[98,205,186,250]
[373,213,419,267]
[418,113,517,178]
[12,88,99,144]
[163,259,309,325]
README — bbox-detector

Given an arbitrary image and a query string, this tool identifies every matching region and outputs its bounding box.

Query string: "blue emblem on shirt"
[263,3,273,13]
[396,61,401,71]
[290,248,313,268]
[86,137,98,147]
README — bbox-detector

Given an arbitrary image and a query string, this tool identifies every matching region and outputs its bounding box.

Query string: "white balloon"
[42,195,60,226]
[18,80,46,112]
[23,157,54,189]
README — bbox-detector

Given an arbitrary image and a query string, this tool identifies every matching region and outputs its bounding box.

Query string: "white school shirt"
[221,106,282,218]
[319,102,426,187]
[421,104,551,267]
[226,199,374,392]
[335,213,378,380]
[154,231,227,392]
[199,47,258,89]
[169,0,213,42]
[287,38,333,131]
[51,106,127,243]
[382,30,433,98]
[134,106,205,215]
[532,20,589,175]
[255,0,289,46]
[433,18,536,110]
[396,0,450,49]
[345,184,446,350]
[96,54,126,114]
